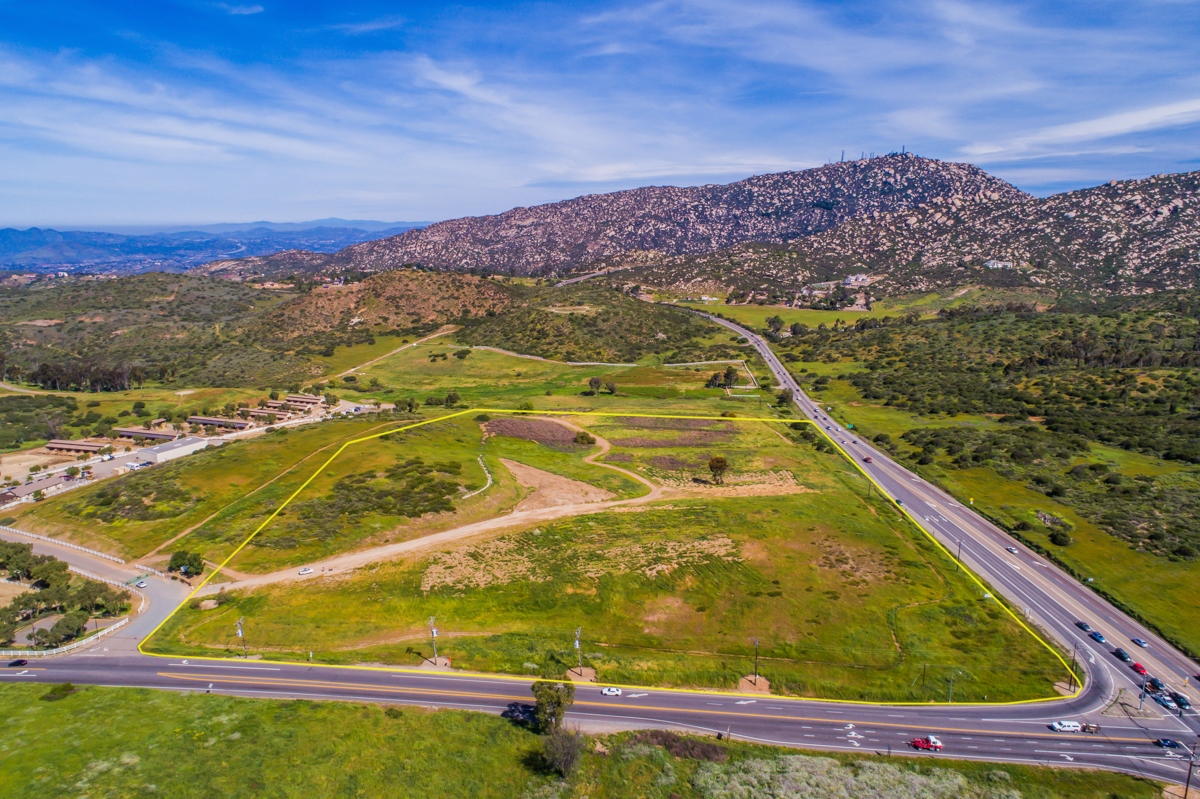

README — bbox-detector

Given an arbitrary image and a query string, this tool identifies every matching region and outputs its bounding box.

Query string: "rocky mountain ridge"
[195,153,1026,280]
[622,169,1200,296]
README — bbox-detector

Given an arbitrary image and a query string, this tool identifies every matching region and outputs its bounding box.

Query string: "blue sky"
[1,0,1199,227]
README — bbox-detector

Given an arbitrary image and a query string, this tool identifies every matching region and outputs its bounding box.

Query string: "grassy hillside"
[0,683,1159,799]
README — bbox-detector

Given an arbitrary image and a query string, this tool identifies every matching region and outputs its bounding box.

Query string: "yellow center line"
[156,672,1148,743]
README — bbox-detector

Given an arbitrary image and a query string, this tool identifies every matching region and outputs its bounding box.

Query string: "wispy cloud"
[329,15,406,35]
[0,0,1197,224]
[216,3,264,15]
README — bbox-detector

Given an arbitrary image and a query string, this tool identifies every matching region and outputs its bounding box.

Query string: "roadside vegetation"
[760,291,1200,655]
[0,683,1161,798]
[0,542,130,647]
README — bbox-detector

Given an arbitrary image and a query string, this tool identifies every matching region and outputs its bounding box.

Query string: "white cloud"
[216,4,264,15]
[329,15,406,35]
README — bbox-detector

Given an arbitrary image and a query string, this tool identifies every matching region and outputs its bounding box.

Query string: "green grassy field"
[799,365,1200,656]
[675,287,1060,331]
[12,415,418,560]
[148,417,1066,702]
[0,683,1160,799]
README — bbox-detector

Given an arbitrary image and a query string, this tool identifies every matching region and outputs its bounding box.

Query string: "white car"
[298,568,314,576]
[1006,547,1019,554]
[1050,720,1082,732]
[600,687,622,697]
[135,581,148,589]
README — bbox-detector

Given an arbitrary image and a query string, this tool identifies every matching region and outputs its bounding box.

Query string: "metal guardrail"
[0,525,125,563]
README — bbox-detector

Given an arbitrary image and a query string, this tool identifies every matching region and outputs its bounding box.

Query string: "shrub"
[542,728,586,777]
[573,431,596,446]
[1048,530,1071,547]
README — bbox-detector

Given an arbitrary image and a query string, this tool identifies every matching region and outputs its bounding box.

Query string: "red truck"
[910,735,943,751]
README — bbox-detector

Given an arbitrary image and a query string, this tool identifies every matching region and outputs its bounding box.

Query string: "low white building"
[138,437,213,464]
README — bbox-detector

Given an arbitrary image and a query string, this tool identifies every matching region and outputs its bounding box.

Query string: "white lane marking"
[735,700,756,705]
[628,693,649,699]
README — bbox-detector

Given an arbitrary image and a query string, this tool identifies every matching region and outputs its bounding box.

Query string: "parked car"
[1112,648,1131,662]
[1170,693,1191,710]
[1131,638,1149,648]
[910,735,943,751]
[7,659,28,667]
[298,568,314,576]
[1075,621,1092,632]
[1050,721,1082,732]
[1088,631,1107,643]
[600,687,622,697]
[1132,662,1148,675]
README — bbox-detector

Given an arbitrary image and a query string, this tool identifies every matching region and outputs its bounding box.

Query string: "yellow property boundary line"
[136,407,1081,706]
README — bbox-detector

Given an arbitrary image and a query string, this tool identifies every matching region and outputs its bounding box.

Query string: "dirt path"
[335,325,458,378]
[501,458,614,510]
[201,418,663,595]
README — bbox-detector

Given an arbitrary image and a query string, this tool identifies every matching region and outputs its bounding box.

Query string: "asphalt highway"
[3,319,1199,786]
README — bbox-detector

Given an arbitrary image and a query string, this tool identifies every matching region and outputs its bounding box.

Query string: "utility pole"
[429,616,438,664]
[753,637,760,686]
[235,617,246,656]
[574,627,582,674]
[1184,742,1196,799]
[1138,676,1146,710]
[956,539,963,570]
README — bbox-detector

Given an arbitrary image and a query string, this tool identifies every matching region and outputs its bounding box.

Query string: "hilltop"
[195,154,1025,279]
[624,169,1200,296]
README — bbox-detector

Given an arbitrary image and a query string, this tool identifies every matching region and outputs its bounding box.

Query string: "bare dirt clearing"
[501,458,615,511]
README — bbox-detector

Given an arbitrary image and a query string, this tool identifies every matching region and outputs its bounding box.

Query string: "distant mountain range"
[196,154,1025,279]
[194,153,1200,296]
[0,221,425,274]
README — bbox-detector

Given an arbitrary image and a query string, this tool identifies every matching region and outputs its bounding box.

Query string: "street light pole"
[235,617,246,656]
[429,616,438,665]
[948,672,955,703]
[575,627,582,674]
[956,539,962,570]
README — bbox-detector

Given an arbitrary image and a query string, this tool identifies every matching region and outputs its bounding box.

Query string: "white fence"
[0,570,145,659]
[0,616,130,659]
[0,525,125,563]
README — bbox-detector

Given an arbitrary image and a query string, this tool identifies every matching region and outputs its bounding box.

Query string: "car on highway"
[1148,677,1167,693]
[1131,638,1148,648]
[1154,694,1178,710]
[1112,648,1132,662]
[910,735,943,751]
[1088,631,1107,643]
[1132,662,1148,675]
[1075,621,1092,632]
[135,581,148,588]
[1170,692,1191,710]
[298,568,314,576]
[896,499,903,506]
[1050,720,1082,732]
[1006,547,1018,554]
[7,659,28,667]
[863,456,872,463]
[600,687,622,697]
[1155,739,1182,749]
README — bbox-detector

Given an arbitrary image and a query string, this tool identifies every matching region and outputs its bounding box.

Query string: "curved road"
[2,320,1198,786]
